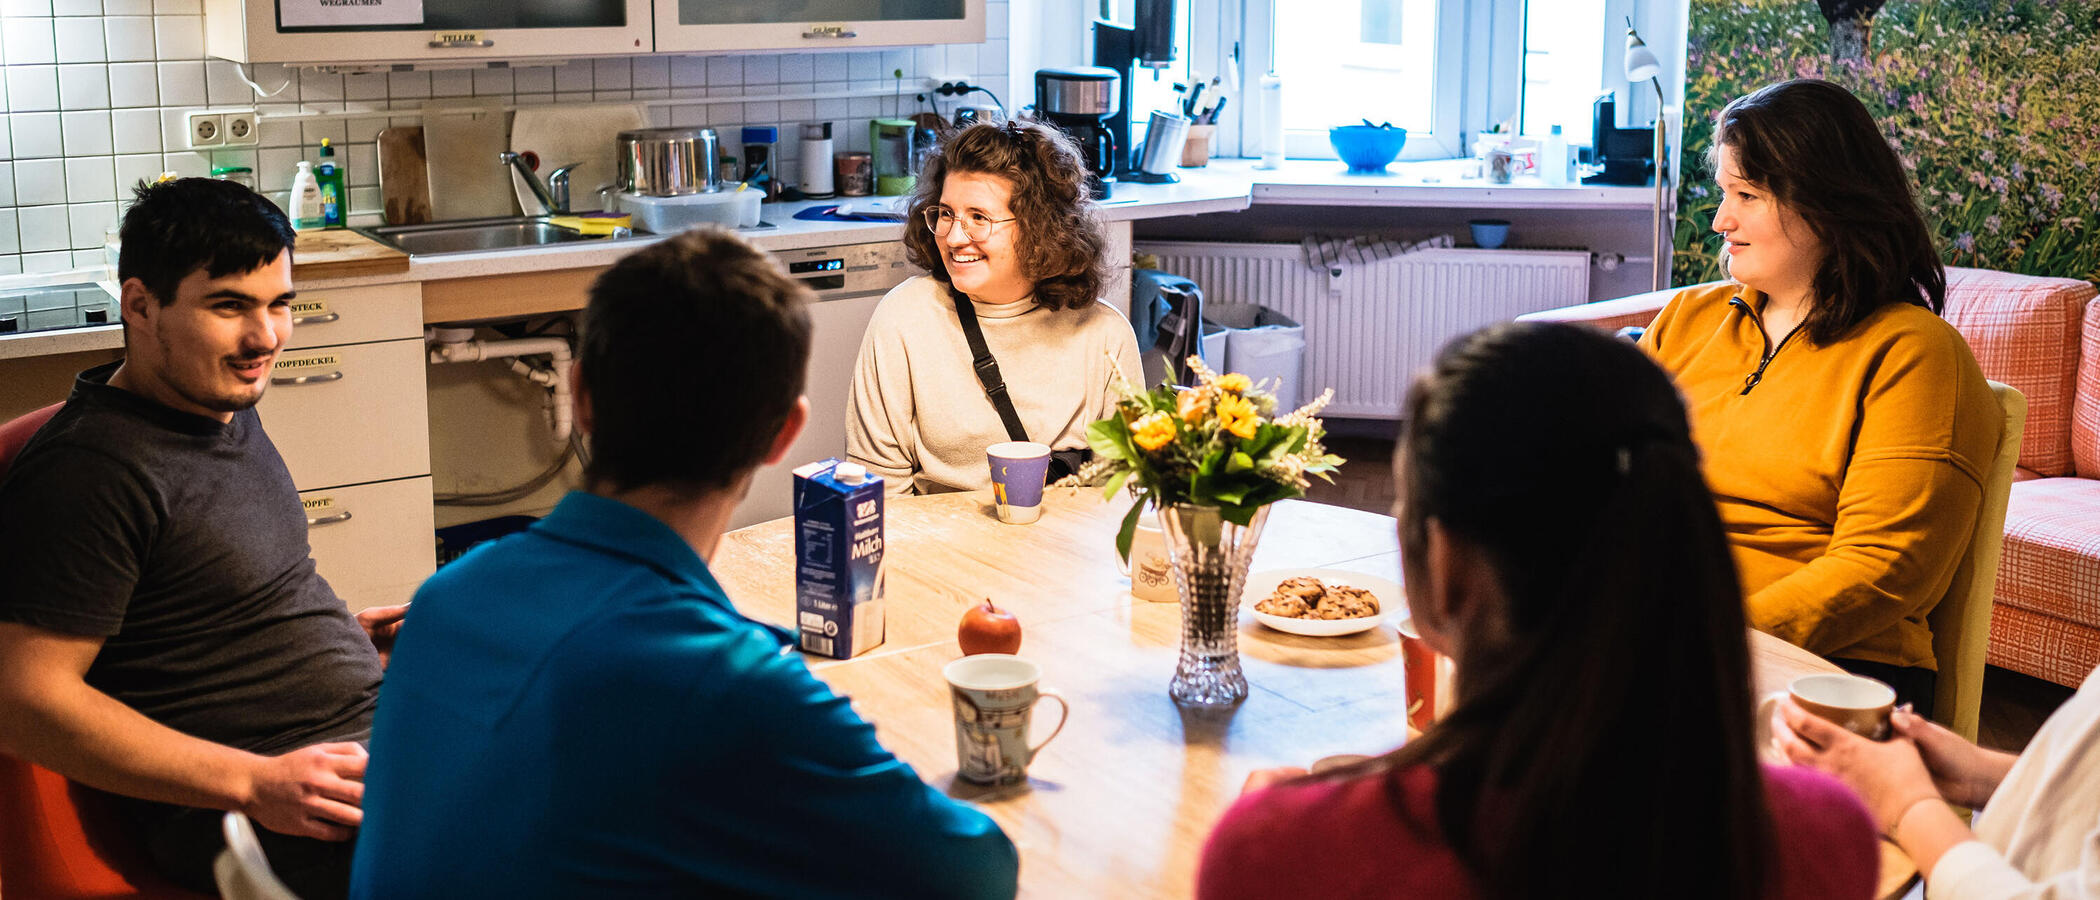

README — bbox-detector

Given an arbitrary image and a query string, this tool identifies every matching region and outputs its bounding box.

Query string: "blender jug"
[871,119,916,195]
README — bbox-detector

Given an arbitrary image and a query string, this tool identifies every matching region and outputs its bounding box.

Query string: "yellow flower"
[1216,393,1259,440]
[1133,412,1178,451]
[1177,389,1211,423]
[1216,373,1252,394]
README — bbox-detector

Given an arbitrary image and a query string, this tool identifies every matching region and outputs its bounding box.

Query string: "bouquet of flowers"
[1073,357,1345,559]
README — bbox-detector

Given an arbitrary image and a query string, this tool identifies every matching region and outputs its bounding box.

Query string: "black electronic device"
[1582,92,1658,186]
[1091,0,1176,180]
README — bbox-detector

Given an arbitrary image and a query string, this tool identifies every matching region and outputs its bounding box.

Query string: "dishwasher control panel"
[775,241,916,298]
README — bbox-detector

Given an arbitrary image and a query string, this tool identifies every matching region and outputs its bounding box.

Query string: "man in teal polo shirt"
[349,229,1018,899]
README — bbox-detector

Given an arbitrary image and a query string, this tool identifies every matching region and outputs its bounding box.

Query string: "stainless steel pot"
[616,127,720,196]
[1035,67,1119,117]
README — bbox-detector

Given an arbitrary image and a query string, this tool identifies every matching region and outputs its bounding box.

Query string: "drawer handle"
[271,370,344,386]
[802,29,859,38]
[292,311,340,326]
[308,510,353,527]
[429,38,494,48]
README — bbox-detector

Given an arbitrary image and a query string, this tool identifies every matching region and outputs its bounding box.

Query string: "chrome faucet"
[499,151,582,215]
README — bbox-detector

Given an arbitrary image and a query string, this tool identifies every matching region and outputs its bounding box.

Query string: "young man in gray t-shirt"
[0,178,406,900]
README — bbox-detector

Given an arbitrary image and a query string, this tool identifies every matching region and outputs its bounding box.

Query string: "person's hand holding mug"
[1886,708,2019,810]
[1774,697,1941,833]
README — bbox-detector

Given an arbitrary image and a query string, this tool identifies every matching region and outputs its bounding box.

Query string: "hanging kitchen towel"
[1300,233,1454,277]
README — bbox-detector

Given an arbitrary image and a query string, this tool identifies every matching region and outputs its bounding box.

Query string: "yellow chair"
[1927,381,2025,743]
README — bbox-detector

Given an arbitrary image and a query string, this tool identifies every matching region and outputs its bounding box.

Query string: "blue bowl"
[1329,125,1408,172]
[1469,219,1511,250]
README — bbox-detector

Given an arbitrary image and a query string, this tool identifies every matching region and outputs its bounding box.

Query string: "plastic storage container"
[616,189,762,233]
[1205,302,1306,411]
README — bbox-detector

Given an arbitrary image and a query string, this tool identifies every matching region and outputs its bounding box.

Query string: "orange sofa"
[1525,267,2100,687]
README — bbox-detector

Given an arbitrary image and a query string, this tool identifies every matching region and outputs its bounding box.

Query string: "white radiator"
[1137,242,1591,419]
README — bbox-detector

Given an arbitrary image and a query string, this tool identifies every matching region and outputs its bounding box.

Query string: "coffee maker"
[1093,0,1177,179]
[1034,66,1120,199]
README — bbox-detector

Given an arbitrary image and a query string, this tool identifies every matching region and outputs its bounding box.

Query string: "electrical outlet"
[186,111,225,148]
[223,110,258,146]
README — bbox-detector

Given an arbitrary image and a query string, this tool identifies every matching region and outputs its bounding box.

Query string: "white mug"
[942,654,1070,785]
[1755,673,1896,761]
[1115,515,1175,603]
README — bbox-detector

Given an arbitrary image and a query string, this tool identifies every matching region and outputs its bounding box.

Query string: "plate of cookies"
[1244,568,1402,637]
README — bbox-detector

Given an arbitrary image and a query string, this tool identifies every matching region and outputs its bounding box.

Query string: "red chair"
[1,401,214,898]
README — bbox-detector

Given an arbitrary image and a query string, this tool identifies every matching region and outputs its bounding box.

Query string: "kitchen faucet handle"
[545,162,584,214]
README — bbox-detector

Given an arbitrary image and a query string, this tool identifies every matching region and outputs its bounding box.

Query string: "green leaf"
[1088,418,1136,461]
[1219,503,1258,527]
[1115,499,1145,562]
[1227,451,1254,473]
[1100,467,1132,500]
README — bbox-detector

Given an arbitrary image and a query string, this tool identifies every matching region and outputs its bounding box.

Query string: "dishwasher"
[730,239,919,529]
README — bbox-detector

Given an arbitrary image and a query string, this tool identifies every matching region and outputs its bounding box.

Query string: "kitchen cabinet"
[256,281,435,611]
[651,0,982,54]
[203,0,653,66]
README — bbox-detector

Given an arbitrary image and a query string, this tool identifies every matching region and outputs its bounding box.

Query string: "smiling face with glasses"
[925,171,1033,305]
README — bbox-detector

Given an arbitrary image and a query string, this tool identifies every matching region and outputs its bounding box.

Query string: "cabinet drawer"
[258,338,431,490]
[284,283,422,350]
[302,477,435,612]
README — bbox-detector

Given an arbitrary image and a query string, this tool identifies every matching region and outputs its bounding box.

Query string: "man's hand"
[1774,698,1940,831]
[1239,766,1309,796]
[355,604,409,668]
[244,742,368,841]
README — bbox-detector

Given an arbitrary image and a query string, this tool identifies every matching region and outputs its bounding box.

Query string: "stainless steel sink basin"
[358,216,641,257]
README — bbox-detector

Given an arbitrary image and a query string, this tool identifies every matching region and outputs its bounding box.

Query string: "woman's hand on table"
[1240,766,1309,796]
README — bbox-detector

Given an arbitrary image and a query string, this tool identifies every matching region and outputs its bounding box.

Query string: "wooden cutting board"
[422,106,517,221]
[293,229,409,280]
[376,126,432,226]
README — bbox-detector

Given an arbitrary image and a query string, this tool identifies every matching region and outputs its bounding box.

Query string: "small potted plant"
[1073,358,1343,707]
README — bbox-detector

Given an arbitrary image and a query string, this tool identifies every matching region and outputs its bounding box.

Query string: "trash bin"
[1200,319,1230,370]
[1206,302,1306,411]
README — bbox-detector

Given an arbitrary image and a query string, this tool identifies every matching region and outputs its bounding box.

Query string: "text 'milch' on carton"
[793,459,886,659]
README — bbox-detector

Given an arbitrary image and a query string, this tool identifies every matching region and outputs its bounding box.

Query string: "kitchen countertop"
[1,157,1654,359]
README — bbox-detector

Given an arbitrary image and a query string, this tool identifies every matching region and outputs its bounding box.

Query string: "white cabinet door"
[257,338,431,491]
[283,283,422,352]
[205,0,653,65]
[652,0,982,53]
[302,476,436,611]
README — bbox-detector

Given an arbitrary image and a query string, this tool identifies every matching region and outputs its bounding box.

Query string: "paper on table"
[280,0,424,28]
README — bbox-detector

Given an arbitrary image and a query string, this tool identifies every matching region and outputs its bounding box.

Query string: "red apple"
[958,600,1023,656]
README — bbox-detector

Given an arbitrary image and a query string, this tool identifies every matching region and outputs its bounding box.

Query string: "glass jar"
[211,165,258,192]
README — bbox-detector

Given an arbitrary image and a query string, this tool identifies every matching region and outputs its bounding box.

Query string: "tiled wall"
[0,0,1013,275]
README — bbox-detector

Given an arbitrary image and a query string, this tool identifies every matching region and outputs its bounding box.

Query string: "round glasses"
[923,207,1018,241]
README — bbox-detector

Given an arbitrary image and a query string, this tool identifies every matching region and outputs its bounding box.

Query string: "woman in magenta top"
[1197,322,1880,899]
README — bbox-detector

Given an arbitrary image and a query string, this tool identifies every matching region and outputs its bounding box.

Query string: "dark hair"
[900,121,1108,312]
[1712,78,1944,345]
[118,177,296,307]
[578,228,812,494]
[1379,322,1767,900]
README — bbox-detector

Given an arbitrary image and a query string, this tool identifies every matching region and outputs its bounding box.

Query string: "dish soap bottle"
[289,160,323,231]
[315,139,347,229]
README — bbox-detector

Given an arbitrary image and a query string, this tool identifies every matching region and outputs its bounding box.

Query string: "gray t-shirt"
[0,361,379,756]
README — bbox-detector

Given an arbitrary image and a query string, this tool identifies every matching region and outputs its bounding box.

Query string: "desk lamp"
[1624,18,1669,291]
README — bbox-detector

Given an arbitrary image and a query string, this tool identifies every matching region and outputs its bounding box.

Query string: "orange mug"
[1396,615,1456,732]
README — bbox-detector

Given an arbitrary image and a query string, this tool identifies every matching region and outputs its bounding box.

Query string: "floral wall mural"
[1675,0,2100,286]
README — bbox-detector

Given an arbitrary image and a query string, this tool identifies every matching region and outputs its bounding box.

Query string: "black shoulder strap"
[950,289,1031,444]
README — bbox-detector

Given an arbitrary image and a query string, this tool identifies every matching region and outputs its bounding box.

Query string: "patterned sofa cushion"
[1998,478,2100,625]
[1943,267,2096,477]
[1987,602,2100,689]
[2077,299,2100,478]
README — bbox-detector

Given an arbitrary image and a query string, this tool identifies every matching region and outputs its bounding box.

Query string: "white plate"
[1243,568,1402,637]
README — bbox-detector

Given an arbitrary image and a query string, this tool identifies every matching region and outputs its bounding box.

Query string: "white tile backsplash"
[59,107,109,153]
[6,9,1010,271]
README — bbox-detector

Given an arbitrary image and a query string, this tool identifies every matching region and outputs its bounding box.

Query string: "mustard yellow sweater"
[1641,283,1999,669]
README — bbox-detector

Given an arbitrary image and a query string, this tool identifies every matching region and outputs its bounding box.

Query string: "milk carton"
[792,459,886,659]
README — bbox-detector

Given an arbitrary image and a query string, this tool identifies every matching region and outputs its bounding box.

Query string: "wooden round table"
[712,489,1915,899]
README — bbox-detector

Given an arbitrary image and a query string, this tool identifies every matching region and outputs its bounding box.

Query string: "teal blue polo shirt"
[351,491,1016,899]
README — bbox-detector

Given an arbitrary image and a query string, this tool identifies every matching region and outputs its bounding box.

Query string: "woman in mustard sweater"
[1640,79,1998,709]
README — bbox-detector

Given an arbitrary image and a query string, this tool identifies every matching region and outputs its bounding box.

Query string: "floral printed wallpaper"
[1676,0,2100,285]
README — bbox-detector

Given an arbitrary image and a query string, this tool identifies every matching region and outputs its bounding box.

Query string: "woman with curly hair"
[846,120,1142,495]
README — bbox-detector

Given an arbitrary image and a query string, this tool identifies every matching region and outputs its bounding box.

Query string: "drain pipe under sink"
[426,329,574,444]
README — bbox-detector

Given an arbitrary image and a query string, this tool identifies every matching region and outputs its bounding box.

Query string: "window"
[1276,0,1440,135]
[1520,0,1608,147]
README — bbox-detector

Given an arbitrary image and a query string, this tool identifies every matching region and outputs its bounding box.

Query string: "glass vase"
[1157,502,1271,708]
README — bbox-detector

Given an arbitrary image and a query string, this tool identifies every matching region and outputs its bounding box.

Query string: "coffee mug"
[943,654,1071,785]
[1395,615,1457,733]
[1756,673,1897,757]
[1114,514,1175,603]
[986,441,1051,524]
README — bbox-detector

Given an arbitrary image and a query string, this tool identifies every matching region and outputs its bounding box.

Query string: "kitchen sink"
[358,216,647,257]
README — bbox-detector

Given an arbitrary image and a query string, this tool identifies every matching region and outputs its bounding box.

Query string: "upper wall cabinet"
[650,0,982,54]
[202,0,654,66]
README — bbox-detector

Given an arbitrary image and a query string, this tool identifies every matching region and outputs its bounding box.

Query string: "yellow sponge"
[550,214,632,236]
